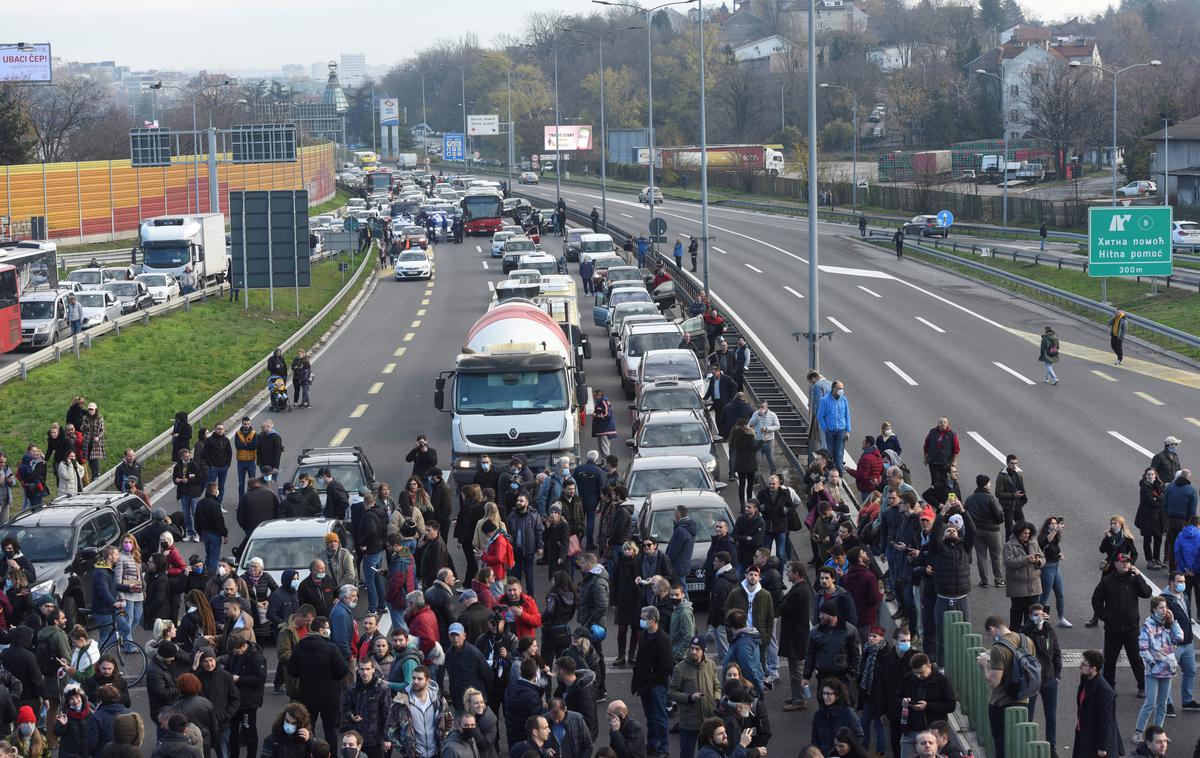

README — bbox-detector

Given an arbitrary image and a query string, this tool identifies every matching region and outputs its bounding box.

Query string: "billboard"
[443,133,465,162]
[467,114,499,136]
[544,125,594,151]
[379,98,400,127]
[0,43,51,83]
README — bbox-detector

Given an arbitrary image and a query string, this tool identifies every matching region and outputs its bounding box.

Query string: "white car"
[1117,180,1157,198]
[639,186,664,204]
[623,455,724,516]
[394,249,433,280]
[236,517,352,586]
[491,231,516,257]
[1172,221,1200,250]
[135,273,181,304]
[519,171,539,185]
[75,290,122,328]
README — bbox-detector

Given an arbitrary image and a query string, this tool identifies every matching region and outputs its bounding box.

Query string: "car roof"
[507,236,533,243]
[641,408,707,424]
[642,489,729,512]
[244,517,345,539]
[580,233,612,242]
[642,348,699,362]
[21,290,63,302]
[627,455,706,471]
[642,379,702,393]
[626,322,679,336]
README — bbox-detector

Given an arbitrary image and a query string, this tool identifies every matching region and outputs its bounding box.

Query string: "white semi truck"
[137,213,229,285]
[436,299,588,484]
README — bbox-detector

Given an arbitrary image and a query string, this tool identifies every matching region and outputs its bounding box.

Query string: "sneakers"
[979,579,990,588]
[1137,689,1146,698]
[764,673,780,685]
[1133,732,1143,745]
[994,579,1006,587]
[1057,618,1073,628]
[1167,703,1176,718]
[1181,701,1200,710]
[1085,617,1100,628]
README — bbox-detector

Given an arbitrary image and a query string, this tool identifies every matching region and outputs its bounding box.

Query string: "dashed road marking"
[488,281,495,292]
[481,261,488,269]
[1091,370,1118,382]
[857,285,881,298]
[1108,430,1153,457]
[992,361,1035,385]
[883,360,917,385]
[826,316,852,334]
[1187,417,1200,429]
[620,212,633,218]
[967,431,1007,463]
[476,245,482,253]
[350,404,368,419]
[745,263,763,274]
[1134,391,1164,406]
[382,363,396,374]
[403,332,415,342]
[394,347,406,357]
[411,320,422,328]
[417,309,427,316]
[915,317,944,333]
[714,247,729,255]
[783,286,804,299]
[329,427,351,446]
[421,298,430,306]
[368,382,384,394]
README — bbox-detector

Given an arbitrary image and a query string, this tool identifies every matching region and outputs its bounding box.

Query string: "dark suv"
[290,446,376,507]
[0,493,153,626]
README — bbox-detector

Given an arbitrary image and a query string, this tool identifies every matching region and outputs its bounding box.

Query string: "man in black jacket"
[895,653,957,755]
[416,522,455,590]
[255,420,284,477]
[924,519,974,665]
[194,483,227,579]
[319,469,349,520]
[297,559,337,618]
[222,630,268,758]
[172,448,205,542]
[146,641,180,734]
[964,475,1005,587]
[204,423,234,505]
[606,700,647,758]
[703,521,737,596]
[354,494,388,615]
[703,367,737,427]
[444,623,492,707]
[404,435,438,492]
[631,605,672,758]
[287,617,348,747]
[1090,553,1152,692]
[802,601,861,706]
[995,454,1028,537]
[1073,650,1121,758]
[575,552,609,699]
[732,500,765,571]
[195,650,240,757]
[236,479,277,550]
[428,468,455,533]
[708,552,738,658]
[554,656,598,740]
[1020,604,1064,755]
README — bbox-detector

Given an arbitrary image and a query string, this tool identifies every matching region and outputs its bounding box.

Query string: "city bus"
[0,243,59,354]
[367,169,393,193]
[460,188,504,236]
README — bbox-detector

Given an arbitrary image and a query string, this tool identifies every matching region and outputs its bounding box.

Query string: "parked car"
[626,408,721,478]
[618,322,684,399]
[19,290,71,347]
[623,455,724,516]
[519,171,539,185]
[1172,220,1200,250]
[491,231,517,257]
[502,236,538,273]
[636,489,734,595]
[75,290,122,328]
[102,280,154,314]
[135,273,181,304]
[902,214,949,239]
[635,348,706,400]
[629,379,707,435]
[65,268,119,289]
[639,186,664,204]
[1117,180,1157,198]
[563,229,587,261]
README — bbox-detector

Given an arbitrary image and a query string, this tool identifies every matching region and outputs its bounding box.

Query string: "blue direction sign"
[443,133,465,162]
[936,209,955,228]
[342,216,360,232]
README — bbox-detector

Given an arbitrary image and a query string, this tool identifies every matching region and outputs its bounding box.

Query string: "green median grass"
[885,240,1200,361]
[0,249,374,503]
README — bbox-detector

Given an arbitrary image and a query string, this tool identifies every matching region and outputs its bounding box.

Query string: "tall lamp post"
[819,83,858,212]
[594,0,698,252]
[548,40,588,207]
[559,25,643,225]
[150,79,232,214]
[1069,58,1161,303]
[973,69,1009,226]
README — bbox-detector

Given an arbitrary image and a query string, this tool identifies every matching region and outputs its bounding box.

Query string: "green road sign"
[1088,206,1173,277]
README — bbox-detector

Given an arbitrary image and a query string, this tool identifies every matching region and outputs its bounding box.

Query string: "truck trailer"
[660,144,785,177]
[137,213,229,285]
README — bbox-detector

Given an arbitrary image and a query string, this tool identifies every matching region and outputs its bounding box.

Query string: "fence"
[0,143,336,244]
[943,610,1052,758]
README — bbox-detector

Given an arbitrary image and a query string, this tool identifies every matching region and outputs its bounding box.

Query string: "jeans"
[180,495,199,536]
[640,685,669,754]
[208,465,229,503]
[1167,642,1196,705]
[824,429,847,475]
[1027,676,1060,747]
[765,531,788,564]
[513,551,536,595]
[236,460,257,496]
[1039,562,1065,617]
[585,510,597,548]
[988,702,1027,758]
[116,600,143,646]
[757,439,776,474]
[1136,674,1172,731]
[362,551,385,613]
[932,595,970,664]
[94,613,116,649]
[202,532,224,574]
[859,702,887,752]
[1042,361,1058,383]
[894,578,917,627]
[70,319,82,335]
[764,622,779,677]
[215,727,230,758]
[679,728,699,758]
[709,624,730,661]
[293,382,310,405]
[89,458,100,479]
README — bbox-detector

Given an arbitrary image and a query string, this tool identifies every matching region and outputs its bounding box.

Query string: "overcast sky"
[9,0,1118,72]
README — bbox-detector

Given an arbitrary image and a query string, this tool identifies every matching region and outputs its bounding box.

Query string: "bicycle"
[81,607,148,687]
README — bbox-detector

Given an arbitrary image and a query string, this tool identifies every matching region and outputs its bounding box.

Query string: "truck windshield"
[142,244,190,267]
[456,370,568,412]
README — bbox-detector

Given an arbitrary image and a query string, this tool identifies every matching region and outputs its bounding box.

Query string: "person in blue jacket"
[666,506,699,583]
[90,546,124,649]
[722,610,765,697]
[816,380,851,476]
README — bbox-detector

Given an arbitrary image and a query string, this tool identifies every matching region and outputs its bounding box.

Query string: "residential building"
[732,34,798,73]
[340,52,367,88]
[1145,115,1200,207]
[780,0,869,36]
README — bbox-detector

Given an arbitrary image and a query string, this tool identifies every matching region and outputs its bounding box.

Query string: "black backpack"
[34,631,60,678]
[997,633,1042,700]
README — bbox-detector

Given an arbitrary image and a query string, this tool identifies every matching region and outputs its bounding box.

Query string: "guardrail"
[81,245,378,494]
[876,231,1200,352]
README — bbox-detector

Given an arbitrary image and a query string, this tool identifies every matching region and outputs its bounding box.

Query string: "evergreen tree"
[0,85,34,164]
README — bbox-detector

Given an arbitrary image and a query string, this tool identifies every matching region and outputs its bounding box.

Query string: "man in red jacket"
[841,547,882,641]
[404,590,441,664]
[480,521,514,581]
[848,436,884,503]
[497,577,542,641]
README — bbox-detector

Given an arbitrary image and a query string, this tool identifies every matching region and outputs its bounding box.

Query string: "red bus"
[461,191,504,236]
[367,169,393,193]
[0,264,18,353]
[0,244,59,354]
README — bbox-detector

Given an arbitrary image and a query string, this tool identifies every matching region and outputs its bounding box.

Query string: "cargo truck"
[660,144,785,177]
[397,153,418,169]
[136,213,229,285]
[911,150,952,177]
[435,300,589,485]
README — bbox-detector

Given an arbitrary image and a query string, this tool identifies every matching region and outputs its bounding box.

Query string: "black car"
[290,446,376,507]
[902,214,949,239]
[0,493,154,626]
[102,281,155,313]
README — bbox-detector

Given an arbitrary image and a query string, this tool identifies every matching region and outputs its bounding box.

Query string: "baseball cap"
[1165,435,1182,445]
[459,589,478,603]
[448,623,465,636]
[1115,553,1134,564]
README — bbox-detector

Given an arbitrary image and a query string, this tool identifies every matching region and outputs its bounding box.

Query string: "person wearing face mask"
[1020,604,1063,756]
[816,380,851,477]
[193,484,228,598]
[1151,436,1183,490]
[340,661,389,758]
[1162,571,1199,713]
[1136,468,1167,571]
[288,617,349,747]
[203,423,233,506]
[52,682,91,758]
[1164,467,1197,574]
[267,570,300,641]
[878,627,917,757]
[1133,596,1185,742]
[631,605,673,757]
[440,712,484,758]
[298,560,337,619]
[472,455,500,495]
[14,705,48,758]
[260,703,316,758]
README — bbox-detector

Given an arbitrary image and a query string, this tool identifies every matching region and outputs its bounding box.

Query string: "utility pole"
[806,0,819,370]
[699,0,710,293]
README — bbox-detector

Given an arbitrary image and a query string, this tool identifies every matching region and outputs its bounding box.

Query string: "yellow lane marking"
[383,363,396,374]
[1091,370,1118,382]
[368,382,384,394]
[1003,327,1200,391]
[394,347,407,356]
[1134,391,1164,406]
[329,427,351,446]
[350,404,368,418]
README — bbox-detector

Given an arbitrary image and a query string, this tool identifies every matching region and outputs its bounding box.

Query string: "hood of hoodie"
[673,597,694,614]
[7,625,32,649]
[733,626,762,645]
[676,517,698,537]
[281,569,299,589]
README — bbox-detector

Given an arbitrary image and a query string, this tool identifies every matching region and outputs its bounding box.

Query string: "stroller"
[268,375,290,412]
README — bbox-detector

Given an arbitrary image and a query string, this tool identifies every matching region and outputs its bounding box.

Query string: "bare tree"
[24,77,105,162]
[1024,64,1101,179]
[65,105,133,161]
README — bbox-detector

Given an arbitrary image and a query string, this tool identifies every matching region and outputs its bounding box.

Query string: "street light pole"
[460,67,468,172]
[806,0,819,370]
[780,81,785,132]
[820,83,858,212]
[507,67,514,190]
[698,0,711,292]
[554,44,562,205]
[973,69,1008,226]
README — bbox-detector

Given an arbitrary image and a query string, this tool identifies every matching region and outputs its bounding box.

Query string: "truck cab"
[138,214,229,285]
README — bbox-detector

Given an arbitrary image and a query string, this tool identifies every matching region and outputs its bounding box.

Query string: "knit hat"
[17,705,35,725]
[690,636,705,649]
[157,641,178,659]
[820,600,839,616]
[549,504,563,514]
[948,514,964,530]
[112,712,145,747]
[325,533,340,545]
[459,589,478,603]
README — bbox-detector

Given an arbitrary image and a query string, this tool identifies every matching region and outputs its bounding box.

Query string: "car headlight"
[31,579,54,597]
[704,457,717,473]
[35,324,50,333]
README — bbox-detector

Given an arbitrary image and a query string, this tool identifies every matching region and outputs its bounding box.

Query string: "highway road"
[518,181,1200,747]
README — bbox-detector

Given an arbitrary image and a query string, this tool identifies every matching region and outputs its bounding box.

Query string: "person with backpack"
[1039,326,1060,385]
[975,615,1039,758]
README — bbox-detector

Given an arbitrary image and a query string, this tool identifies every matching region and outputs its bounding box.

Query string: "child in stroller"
[268,375,289,412]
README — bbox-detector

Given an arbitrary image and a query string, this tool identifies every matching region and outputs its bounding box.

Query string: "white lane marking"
[827,316,852,334]
[915,317,945,333]
[967,431,1007,463]
[1134,391,1165,406]
[403,332,415,342]
[487,281,495,292]
[992,361,1035,385]
[714,247,729,255]
[382,363,396,374]
[1108,430,1154,457]
[368,382,384,394]
[745,263,763,274]
[416,308,427,316]
[819,265,893,279]
[410,320,422,328]
[857,285,881,298]
[329,427,351,446]
[1091,370,1117,382]
[891,278,1008,329]
[475,245,482,253]
[481,261,488,269]
[648,206,806,262]
[350,404,368,419]
[883,360,918,385]
[394,347,406,357]
[783,286,805,299]
[1186,417,1200,429]
[620,213,633,218]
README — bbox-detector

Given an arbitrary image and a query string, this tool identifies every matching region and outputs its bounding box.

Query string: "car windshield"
[292,464,368,492]
[525,261,557,275]
[594,257,624,271]
[614,304,660,327]
[76,293,107,308]
[67,271,100,285]
[641,388,702,412]
[628,467,710,497]
[241,535,328,572]
[580,240,614,253]
[20,300,55,319]
[456,370,569,412]
[142,245,190,267]
[0,525,73,562]
[493,233,513,243]
[627,331,682,357]
[399,252,427,262]
[506,240,535,253]
[610,291,652,309]
[639,421,710,447]
[646,507,730,543]
[106,284,138,297]
[138,275,169,287]
[642,354,701,381]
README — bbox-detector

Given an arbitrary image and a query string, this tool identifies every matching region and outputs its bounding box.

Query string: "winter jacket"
[444,641,492,707]
[995,468,1028,514]
[1073,674,1120,758]
[632,628,673,695]
[608,715,647,758]
[665,517,698,580]
[669,599,697,660]
[1002,535,1043,598]
[724,581,775,645]
[324,478,350,520]
[895,669,957,733]
[172,694,218,755]
[964,489,1004,533]
[841,564,882,628]
[496,592,541,641]
[507,507,544,558]
[502,678,545,751]
[1038,330,1059,363]
[325,545,357,590]
[90,562,119,615]
[384,681,454,758]
[355,506,387,555]
[439,731,481,758]
[149,731,201,758]
[668,655,720,730]
[255,430,284,471]
[816,392,851,433]
[722,628,765,695]
[757,486,793,535]
[196,665,239,731]
[555,668,598,740]
[576,568,609,628]
[53,701,93,758]
[547,710,592,758]
[1151,446,1182,486]
[850,447,884,493]
[732,513,765,569]
[288,633,350,712]
[1135,479,1166,537]
[297,574,336,618]
[1091,569,1153,633]
[1139,614,1184,678]
[930,536,975,598]
[193,495,226,537]
[85,701,130,758]
[259,729,315,758]
[804,619,860,680]
[223,641,267,710]
[571,461,605,513]
[811,703,862,755]
[341,675,391,746]
[708,565,738,629]
[813,586,858,628]
[204,433,232,469]
[1020,619,1063,683]
[1175,525,1200,574]
[778,581,811,660]
[1165,477,1199,519]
